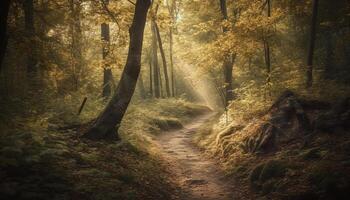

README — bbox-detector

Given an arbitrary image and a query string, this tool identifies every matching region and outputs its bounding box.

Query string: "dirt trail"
[157,113,236,200]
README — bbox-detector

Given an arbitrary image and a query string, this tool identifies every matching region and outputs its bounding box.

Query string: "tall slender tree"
[151,20,161,98]
[169,27,175,97]
[148,51,153,96]
[219,0,235,106]
[138,72,147,99]
[167,0,177,97]
[69,0,83,90]
[101,0,113,97]
[154,22,171,97]
[82,0,151,140]
[0,0,11,71]
[23,0,38,77]
[263,0,272,98]
[306,0,319,88]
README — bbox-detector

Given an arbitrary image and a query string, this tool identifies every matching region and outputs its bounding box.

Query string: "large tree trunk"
[151,21,161,98]
[219,0,234,106]
[82,0,151,140]
[23,0,38,77]
[101,0,113,97]
[0,0,11,71]
[154,21,171,97]
[306,0,319,88]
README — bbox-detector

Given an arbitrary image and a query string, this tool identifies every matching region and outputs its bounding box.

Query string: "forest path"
[156,113,236,200]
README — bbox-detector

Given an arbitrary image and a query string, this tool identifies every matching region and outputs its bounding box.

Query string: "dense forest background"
[1,0,350,200]
[1,0,350,121]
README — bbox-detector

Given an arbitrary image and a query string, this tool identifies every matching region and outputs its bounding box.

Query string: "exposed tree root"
[214,90,350,156]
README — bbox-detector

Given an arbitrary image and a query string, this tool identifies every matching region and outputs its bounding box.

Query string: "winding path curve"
[157,113,237,200]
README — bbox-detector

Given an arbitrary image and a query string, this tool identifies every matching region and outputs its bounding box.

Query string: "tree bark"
[0,0,11,71]
[138,72,147,99]
[101,22,112,97]
[167,0,176,97]
[23,0,38,77]
[263,0,272,98]
[149,53,153,96]
[306,0,319,88]
[151,21,160,98]
[169,28,175,97]
[69,0,83,90]
[324,32,333,79]
[82,0,151,140]
[219,0,234,106]
[154,21,171,97]
[101,0,113,97]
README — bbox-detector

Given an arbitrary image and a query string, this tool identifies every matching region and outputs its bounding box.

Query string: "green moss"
[152,117,183,131]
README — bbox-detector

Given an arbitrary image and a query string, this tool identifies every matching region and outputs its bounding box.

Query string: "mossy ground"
[0,98,209,200]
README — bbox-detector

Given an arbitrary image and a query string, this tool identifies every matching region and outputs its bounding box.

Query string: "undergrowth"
[193,83,350,200]
[0,94,209,200]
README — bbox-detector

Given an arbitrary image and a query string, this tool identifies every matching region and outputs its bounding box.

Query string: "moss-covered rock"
[153,117,183,131]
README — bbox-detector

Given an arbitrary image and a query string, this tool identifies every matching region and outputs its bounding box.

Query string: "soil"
[157,113,246,200]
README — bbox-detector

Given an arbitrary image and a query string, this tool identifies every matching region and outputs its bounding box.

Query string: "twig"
[126,0,135,6]
[78,97,88,115]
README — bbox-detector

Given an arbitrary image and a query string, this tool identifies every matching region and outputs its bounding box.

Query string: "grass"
[0,97,210,200]
[192,94,350,200]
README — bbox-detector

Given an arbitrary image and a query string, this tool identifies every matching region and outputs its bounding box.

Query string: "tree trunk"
[151,21,160,98]
[324,32,333,79]
[263,0,272,98]
[154,21,171,97]
[23,0,38,77]
[69,0,83,90]
[167,0,176,97]
[219,0,234,106]
[101,0,113,97]
[82,0,151,140]
[101,22,112,97]
[138,72,147,99]
[169,28,175,97]
[149,54,153,96]
[158,57,164,98]
[306,0,319,88]
[0,0,11,71]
